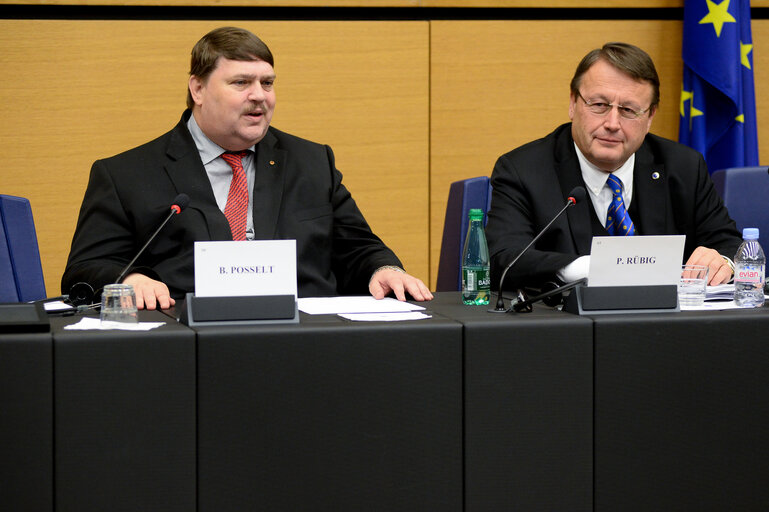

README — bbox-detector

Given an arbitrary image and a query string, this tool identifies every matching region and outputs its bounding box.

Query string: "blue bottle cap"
[743,227,759,239]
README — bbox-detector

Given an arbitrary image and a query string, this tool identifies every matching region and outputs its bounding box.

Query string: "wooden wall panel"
[430,19,769,288]
[0,20,429,294]
[2,16,767,294]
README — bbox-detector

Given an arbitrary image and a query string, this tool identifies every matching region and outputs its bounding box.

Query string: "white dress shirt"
[187,113,257,240]
[556,144,636,283]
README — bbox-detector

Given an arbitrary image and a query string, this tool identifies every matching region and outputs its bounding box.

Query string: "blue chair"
[0,195,46,302]
[711,166,769,250]
[436,176,492,291]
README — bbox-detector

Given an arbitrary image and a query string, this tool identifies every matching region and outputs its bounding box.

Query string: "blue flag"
[679,0,758,172]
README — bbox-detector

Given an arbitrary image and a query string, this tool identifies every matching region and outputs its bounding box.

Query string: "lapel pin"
[651,171,660,180]
[269,160,275,166]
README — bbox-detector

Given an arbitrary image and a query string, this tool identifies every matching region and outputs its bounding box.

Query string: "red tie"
[221,151,249,241]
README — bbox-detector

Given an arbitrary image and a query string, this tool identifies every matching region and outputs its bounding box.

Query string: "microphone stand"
[115,202,186,284]
[490,197,577,313]
[511,278,587,313]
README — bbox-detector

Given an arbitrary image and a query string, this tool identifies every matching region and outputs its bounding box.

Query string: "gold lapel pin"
[269,160,275,166]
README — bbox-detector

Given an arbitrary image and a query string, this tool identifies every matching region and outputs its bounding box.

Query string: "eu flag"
[679,0,758,172]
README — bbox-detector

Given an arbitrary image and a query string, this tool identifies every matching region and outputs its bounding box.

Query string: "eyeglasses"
[576,90,651,120]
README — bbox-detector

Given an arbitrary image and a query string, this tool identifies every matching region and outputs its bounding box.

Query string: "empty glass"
[678,265,709,307]
[100,284,138,324]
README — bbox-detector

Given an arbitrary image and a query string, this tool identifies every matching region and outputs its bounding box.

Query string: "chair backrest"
[436,176,492,291]
[711,166,769,251]
[0,194,46,302]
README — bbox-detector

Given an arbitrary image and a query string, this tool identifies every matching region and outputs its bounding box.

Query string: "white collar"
[187,112,255,165]
[574,143,635,196]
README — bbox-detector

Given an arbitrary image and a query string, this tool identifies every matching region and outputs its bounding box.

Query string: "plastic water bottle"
[734,227,765,308]
[462,208,490,305]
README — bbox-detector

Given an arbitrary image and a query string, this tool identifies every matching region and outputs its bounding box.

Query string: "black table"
[4,294,769,511]
[196,310,463,511]
[51,311,196,512]
[427,293,594,512]
[0,329,52,510]
[593,308,769,511]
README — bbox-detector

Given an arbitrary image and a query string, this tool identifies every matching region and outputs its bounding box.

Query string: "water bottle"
[462,208,490,305]
[734,227,765,307]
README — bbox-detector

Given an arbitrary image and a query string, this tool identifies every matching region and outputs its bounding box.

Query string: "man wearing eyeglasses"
[486,42,741,292]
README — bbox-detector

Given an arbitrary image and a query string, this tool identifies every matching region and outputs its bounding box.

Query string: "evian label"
[735,264,765,284]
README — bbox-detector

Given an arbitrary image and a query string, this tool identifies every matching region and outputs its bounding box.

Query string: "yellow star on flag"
[690,103,704,120]
[741,41,753,69]
[736,114,745,123]
[683,90,704,130]
[680,88,693,117]
[699,0,736,38]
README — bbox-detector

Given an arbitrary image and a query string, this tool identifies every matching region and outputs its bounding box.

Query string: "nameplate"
[588,235,685,287]
[194,240,297,298]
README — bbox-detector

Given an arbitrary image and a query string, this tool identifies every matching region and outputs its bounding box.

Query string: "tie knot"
[606,173,623,193]
[221,151,249,169]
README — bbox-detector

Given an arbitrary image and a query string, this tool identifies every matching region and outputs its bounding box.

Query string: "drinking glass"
[100,284,138,324]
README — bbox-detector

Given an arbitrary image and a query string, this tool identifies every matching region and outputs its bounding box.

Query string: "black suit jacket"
[486,123,742,290]
[62,111,401,298]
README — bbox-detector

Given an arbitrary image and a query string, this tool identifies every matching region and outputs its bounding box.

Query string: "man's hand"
[369,268,433,302]
[685,246,733,285]
[122,273,176,310]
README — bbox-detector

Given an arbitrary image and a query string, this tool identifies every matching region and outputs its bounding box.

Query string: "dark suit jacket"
[486,123,742,290]
[62,110,401,298]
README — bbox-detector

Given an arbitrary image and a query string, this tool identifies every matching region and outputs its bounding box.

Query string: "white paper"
[588,235,685,287]
[298,296,425,315]
[194,240,297,298]
[682,300,752,311]
[63,317,165,331]
[43,300,76,312]
[338,312,432,322]
[706,284,735,301]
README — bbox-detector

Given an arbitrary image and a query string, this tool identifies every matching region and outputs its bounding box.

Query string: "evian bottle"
[734,228,765,308]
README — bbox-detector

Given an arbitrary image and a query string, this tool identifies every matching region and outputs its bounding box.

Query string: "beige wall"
[1,17,767,293]
[0,20,429,293]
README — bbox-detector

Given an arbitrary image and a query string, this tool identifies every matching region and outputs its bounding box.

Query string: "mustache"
[242,103,265,114]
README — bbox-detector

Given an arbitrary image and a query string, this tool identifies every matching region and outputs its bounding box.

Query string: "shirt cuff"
[722,255,735,283]
[556,255,590,284]
[369,265,405,284]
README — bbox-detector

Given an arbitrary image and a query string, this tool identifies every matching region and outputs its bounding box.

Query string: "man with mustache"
[486,42,741,292]
[62,26,432,309]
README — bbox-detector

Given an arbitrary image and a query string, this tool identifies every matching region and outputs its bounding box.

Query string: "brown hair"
[186,26,274,109]
[570,42,660,110]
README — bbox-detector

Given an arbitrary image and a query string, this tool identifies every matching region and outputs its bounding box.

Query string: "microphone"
[511,278,587,313]
[114,193,190,285]
[490,186,586,312]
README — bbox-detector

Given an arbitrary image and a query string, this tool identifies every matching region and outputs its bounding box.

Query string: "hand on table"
[685,246,733,285]
[369,268,433,302]
[122,273,176,310]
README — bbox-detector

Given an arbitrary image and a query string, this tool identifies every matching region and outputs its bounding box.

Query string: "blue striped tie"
[605,174,635,236]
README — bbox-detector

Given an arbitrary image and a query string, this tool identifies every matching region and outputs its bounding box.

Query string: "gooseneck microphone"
[511,278,588,313]
[67,193,190,306]
[114,193,190,285]
[491,186,587,312]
